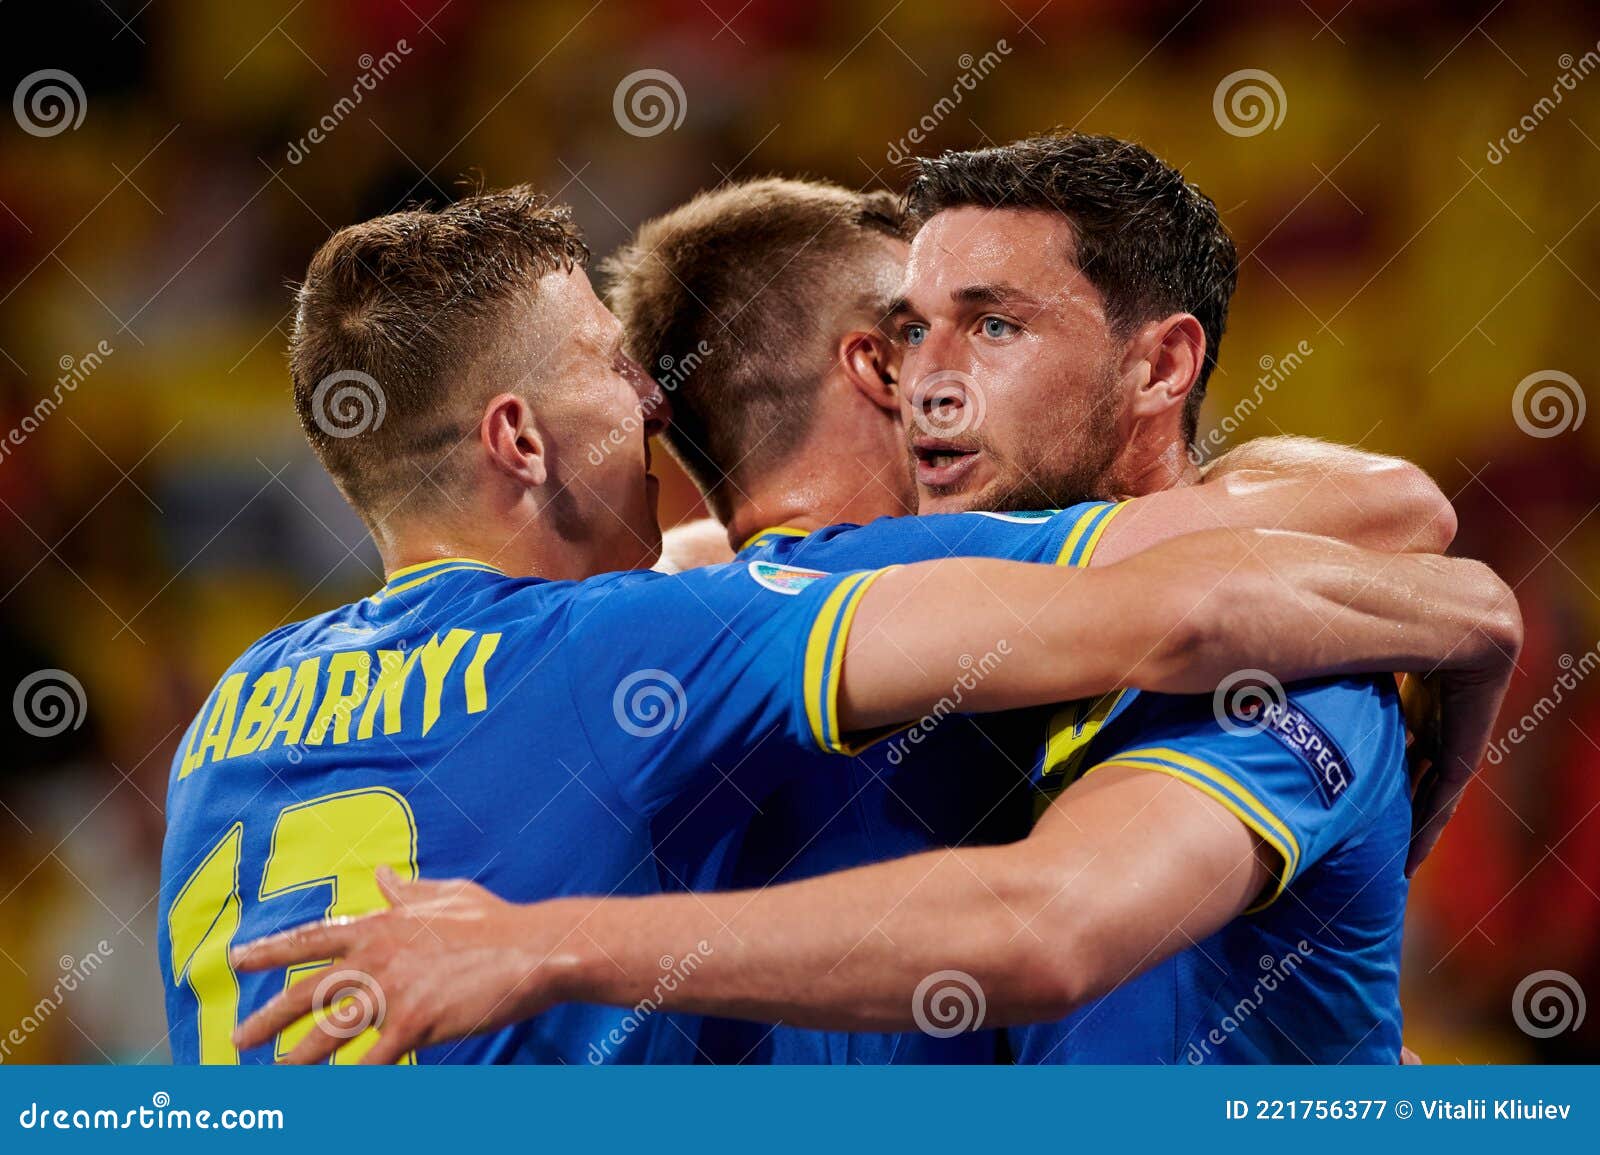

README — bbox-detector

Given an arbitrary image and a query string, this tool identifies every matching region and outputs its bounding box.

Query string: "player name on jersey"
[178,629,502,777]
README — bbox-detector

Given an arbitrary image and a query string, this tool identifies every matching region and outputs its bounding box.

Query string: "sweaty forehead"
[904,206,1080,303]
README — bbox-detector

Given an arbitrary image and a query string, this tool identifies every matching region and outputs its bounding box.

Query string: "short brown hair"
[601,178,908,504]
[289,186,589,516]
[908,133,1238,444]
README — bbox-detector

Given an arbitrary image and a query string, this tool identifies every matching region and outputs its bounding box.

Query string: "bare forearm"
[549,843,1064,1031]
[1099,436,1456,563]
[839,531,1519,732]
[547,768,1268,1032]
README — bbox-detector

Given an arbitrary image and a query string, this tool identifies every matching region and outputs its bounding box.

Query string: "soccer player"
[229,142,1521,1063]
[615,156,1469,1064]
[605,175,1459,1064]
[164,185,1507,1065]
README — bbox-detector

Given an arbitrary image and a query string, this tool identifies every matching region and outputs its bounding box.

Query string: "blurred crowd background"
[2,0,1597,1063]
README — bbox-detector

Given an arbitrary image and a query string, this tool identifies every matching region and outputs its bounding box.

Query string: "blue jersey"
[681,506,1117,1065]
[1010,677,1409,1064]
[158,555,890,1065]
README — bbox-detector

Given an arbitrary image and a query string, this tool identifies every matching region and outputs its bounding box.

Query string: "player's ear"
[1122,313,1205,422]
[480,392,549,488]
[839,329,899,414]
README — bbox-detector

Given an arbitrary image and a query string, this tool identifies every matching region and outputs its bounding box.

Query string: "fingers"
[360,1026,420,1066]
[1407,773,1466,876]
[1401,1045,1423,1065]
[376,864,406,907]
[232,919,354,973]
[378,866,475,910]
[280,1018,356,1066]
[232,972,325,1051]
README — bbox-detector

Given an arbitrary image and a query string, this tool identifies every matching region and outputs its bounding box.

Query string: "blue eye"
[904,324,927,347]
[982,317,1017,339]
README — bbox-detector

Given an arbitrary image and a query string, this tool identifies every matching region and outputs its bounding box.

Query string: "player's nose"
[906,367,974,426]
[626,355,673,435]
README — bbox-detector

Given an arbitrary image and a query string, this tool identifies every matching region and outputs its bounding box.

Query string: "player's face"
[526,266,669,570]
[891,207,1125,513]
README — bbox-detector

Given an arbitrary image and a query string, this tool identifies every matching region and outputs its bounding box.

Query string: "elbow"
[1006,927,1098,1024]
[981,861,1108,1023]
[1379,462,1457,553]
[924,853,1093,1025]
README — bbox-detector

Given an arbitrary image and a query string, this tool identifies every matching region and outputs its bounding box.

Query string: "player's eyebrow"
[884,295,917,321]
[952,282,1044,310]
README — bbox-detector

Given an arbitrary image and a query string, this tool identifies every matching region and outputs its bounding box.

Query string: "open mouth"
[912,437,980,488]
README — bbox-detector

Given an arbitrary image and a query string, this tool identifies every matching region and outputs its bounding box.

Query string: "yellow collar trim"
[374,557,504,602]
[739,526,812,551]
[384,556,503,583]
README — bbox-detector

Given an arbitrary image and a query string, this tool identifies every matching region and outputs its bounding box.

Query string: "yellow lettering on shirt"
[178,631,506,777]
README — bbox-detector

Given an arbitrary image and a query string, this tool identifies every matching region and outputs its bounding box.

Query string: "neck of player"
[368,506,618,585]
[721,418,915,548]
[1107,420,1203,498]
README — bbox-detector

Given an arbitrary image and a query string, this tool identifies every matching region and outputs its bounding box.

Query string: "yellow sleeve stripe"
[1112,745,1301,872]
[803,568,897,755]
[1053,501,1128,567]
[1085,746,1301,911]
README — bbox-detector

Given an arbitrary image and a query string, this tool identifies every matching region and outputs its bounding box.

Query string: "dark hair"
[907,132,1238,443]
[602,177,909,504]
[289,186,589,516]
